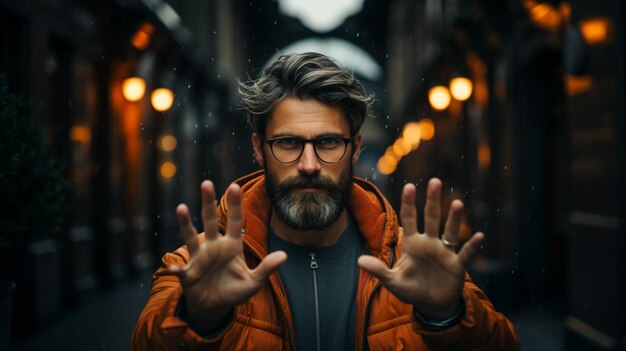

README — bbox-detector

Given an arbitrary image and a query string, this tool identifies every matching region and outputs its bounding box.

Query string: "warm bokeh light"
[527,1,562,31]
[385,146,401,161]
[131,23,155,50]
[402,122,421,148]
[70,125,92,144]
[565,75,592,96]
[559,3,571,22]
[449,77,473,101]
[478,143,491,169]
[160,162,177,178]
[158,135,178,152]
[580,18,610,45]
[377,154,397,175]
[151,88,174,112]
[419,119,435,140]
[393,138,411,156]
[428,85,451,111]
[122,77,146,102]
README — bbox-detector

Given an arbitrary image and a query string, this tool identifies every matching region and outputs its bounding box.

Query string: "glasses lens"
[315,137,347,163]
[269,137,349,163]
[271,137,303,163]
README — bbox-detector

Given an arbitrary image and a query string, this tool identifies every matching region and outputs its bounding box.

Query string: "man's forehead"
[265,97,350,136]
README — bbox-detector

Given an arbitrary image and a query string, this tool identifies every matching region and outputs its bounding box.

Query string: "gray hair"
[238,52,374,138]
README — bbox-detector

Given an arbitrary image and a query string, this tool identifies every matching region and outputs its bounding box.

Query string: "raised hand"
[358,178,484,320]
[168,181,287,333]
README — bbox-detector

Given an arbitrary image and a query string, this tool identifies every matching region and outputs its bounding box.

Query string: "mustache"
[276,174,339,191]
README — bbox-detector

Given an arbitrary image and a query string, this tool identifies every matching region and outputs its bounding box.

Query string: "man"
[133,52,519,350]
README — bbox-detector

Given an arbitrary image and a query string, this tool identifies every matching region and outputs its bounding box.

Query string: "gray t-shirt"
[269,217,363,351]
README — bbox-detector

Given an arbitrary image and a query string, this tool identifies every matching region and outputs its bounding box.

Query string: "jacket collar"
[217,170,399,263]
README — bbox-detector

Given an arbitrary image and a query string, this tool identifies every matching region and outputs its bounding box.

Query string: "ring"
[442,237,459,247]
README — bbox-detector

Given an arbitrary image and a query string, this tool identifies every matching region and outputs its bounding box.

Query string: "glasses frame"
[264,135,353,164]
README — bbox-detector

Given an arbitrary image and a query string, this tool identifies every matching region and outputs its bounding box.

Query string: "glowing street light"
[160,161,177,178]
[449,77,473,101]
[419,119,435,140]
[377,154,397,175]
[158,135,177,152]
[428,85,451,111]
[122,77,146,102]
[151,88,174,112]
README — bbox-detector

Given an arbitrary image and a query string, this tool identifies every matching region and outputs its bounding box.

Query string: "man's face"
[252,97,362,230]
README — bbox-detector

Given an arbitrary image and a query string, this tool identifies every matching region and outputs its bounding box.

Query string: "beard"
[265,164,353,231]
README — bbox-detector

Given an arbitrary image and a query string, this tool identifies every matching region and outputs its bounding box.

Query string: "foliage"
[0,75,68,252]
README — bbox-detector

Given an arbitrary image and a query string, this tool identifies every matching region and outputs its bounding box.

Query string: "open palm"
[169,181,287,332]
[358,179,484,319]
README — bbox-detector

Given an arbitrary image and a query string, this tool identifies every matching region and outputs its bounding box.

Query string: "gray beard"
[265,168,352,231]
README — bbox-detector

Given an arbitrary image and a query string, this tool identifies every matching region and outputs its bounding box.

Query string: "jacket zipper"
[309,252,321,351]
[362,244,395,351]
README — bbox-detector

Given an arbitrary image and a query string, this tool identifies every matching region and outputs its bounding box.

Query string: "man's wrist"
[176,296,232,337]
[413,298,465,332]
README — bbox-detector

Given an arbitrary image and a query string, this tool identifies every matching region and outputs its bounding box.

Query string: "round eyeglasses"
[264,136,353,164]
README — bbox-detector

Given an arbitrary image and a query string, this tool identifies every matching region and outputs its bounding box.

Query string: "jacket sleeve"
[131,247,237,351]
[413,273,521,351]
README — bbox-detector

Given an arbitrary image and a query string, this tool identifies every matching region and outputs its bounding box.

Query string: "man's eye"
[317,137,341,149]
[276,138,301,149]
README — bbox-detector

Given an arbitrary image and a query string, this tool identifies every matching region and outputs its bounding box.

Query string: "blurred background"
[0,0,623,350]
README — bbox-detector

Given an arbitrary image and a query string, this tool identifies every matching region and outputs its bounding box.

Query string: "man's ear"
[252,133,265,166]
[351,133,363,164]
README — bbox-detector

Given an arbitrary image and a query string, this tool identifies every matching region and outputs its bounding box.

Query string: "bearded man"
[133,52,520,350]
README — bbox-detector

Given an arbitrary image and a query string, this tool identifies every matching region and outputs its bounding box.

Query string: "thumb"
[357,255,392,284]
[252,251,288,283]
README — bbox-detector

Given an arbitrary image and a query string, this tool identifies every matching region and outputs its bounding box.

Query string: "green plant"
[0,74,68,253]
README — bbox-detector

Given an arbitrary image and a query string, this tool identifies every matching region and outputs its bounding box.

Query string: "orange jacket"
[133,171,520,350]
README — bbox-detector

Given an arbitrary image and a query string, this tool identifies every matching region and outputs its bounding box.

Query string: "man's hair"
[238,52,373,138]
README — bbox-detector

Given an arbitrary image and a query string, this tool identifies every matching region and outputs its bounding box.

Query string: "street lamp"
[428,85,451,111]
[151,88,174,112]
[122,77,146,102]
[449,77,473,101]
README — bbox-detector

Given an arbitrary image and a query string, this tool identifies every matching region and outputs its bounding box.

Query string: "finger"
[252,251,288,283]
[442,199,464,248]
[176,204,199,256]
[357,256,393,284]
[457,232,485,267]
[400,183,418,237]
[424,178,442,238]
[225,183,244,239]
[201,180,219,241]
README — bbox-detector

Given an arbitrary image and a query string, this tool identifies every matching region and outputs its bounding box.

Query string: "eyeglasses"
[264,136,353,164]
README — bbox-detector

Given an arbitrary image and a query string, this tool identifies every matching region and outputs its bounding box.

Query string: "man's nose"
[297,142,321,175]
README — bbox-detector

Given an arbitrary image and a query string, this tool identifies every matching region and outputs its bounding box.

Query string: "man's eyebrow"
[269,132,349,138]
